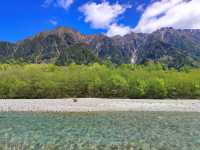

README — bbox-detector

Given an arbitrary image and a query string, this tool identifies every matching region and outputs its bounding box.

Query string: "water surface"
[0,112,200,150]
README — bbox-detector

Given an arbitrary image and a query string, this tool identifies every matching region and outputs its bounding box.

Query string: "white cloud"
[49,19,58,26]
[42,0,74,10]
[106,23,132,37]
[136,3,145,12]
[42,0,54,7]
[57,0,74,10]
[79,1,129,29]
[79,1,132,36]
[134,0,200,33]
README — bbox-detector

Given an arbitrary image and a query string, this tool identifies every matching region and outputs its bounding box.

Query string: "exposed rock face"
[1,27,200,67]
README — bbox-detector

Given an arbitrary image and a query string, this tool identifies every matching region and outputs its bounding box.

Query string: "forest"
[0,62,199,99]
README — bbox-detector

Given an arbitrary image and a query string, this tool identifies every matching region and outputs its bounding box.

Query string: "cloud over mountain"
[79,1,132,37]
[134,0,200,33]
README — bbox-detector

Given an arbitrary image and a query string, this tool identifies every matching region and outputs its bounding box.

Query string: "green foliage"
[0,63,199,99]
[129,79,147,98]
[146,79,167,99]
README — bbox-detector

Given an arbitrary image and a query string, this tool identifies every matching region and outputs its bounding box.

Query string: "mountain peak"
[52,26,79,34]
[36,26,79,38]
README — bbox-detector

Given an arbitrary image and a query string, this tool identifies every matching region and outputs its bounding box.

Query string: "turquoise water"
[0,112,200,150]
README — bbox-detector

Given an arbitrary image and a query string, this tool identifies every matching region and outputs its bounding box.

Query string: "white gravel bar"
[0,98,200,112]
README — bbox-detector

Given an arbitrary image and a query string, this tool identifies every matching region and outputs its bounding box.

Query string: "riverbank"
[0,98,200,112]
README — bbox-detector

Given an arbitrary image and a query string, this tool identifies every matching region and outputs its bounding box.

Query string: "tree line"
[0,63,199,99]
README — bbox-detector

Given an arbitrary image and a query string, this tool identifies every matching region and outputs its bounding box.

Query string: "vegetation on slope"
[0,63,199,99]
[1,27,200,68]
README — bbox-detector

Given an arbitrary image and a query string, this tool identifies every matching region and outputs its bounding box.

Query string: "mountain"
[1,26,200,68]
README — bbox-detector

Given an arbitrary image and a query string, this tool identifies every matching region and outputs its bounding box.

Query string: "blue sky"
[0,0,200,42]
[0,0,149,42]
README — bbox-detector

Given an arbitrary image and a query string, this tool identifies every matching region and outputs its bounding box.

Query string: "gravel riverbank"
[0,98,200,112]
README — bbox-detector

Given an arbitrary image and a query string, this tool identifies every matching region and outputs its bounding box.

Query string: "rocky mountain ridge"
[1,27,200,68]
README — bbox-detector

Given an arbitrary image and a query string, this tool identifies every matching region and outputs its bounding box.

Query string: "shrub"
[146,78,167,99]
[129,79,148,98]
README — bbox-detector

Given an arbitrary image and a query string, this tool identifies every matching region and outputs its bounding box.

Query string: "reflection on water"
[0,112,200,150]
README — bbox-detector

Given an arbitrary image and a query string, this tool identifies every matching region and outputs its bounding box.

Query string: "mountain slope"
[0,42,15,60]
[1,27,200,67]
